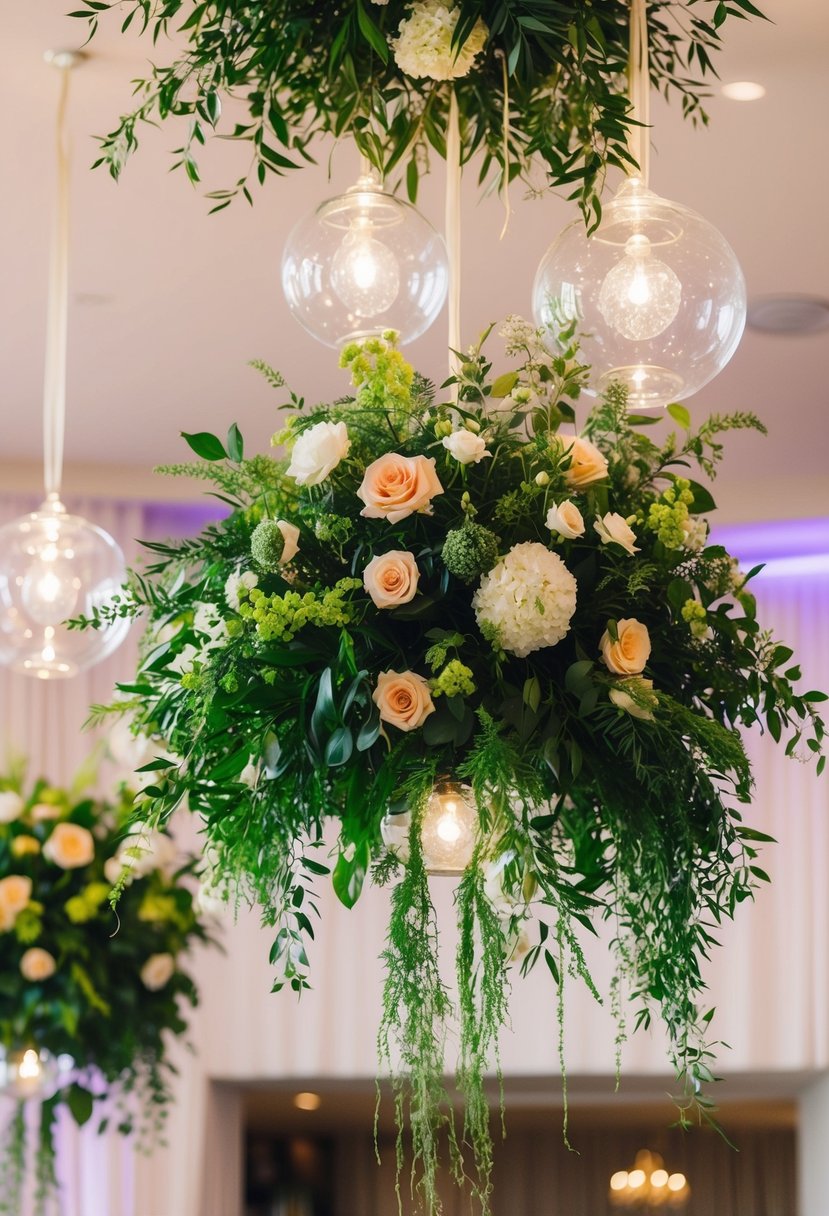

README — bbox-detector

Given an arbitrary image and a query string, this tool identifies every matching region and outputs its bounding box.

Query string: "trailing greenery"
[71,323,824,1212]
[0,768,213,1216]
[72,0,763,225]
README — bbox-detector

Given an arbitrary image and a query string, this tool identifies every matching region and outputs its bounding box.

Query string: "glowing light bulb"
[628,1169,646,1189]
[651,1169,669,1188]
[19,1049,41,1080]
[598,234,682,341]
[609,1171,629,1191]
[21,561,79,626]
[381,782,479,875]
[331,225,401,317]
[667,1173,687,1192]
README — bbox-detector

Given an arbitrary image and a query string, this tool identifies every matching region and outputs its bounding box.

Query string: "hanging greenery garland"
[72,0,764,223]
[71,323,825,1209]
[0,767,213,1216]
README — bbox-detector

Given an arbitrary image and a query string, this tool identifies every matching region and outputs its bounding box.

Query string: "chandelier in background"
[0,51,128,680]
[609,1149,690,1209]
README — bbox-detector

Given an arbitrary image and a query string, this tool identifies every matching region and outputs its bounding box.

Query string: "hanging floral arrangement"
[71,0,763,221]
[73,323,825,1211]
[0,768,213,1216]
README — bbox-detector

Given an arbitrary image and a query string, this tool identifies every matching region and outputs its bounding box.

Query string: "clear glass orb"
[381,781,478,875]
[532,178,747,408]
[0,498,129,680]
[0,1046,60,1101]
[282,174,449,348]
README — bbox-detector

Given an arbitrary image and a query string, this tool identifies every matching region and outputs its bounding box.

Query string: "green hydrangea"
[250,520,285,571]
[339,333,413,411]
[13,906,43,942]
[647,478,695,549]
[64,882,110,925]
[432,660,476,699]
[138,892,179,924]
[244,578,361,642]
[314,513,354,544]
[442,523,500,584]
[681,598,710,638]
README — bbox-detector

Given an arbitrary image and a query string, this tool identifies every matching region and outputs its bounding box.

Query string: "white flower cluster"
[392,1,487,81]
[499,315,544,356]
[473,542,577,658]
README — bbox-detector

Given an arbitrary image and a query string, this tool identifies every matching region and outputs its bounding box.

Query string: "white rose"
[363,551,420,609]
[225,569,259,611]
[0,792,24,824]
[286,421,350,486]
[104,856,125,886]
[140,953,176,991]
[608,677,658,721]
[118,827,178,879]
[276,520,300,564]
[545,501,585,540]
[441,430,490,465]
[594,512,639,556]
[20,948,56,983]
[682,516,708,552]
[43,823,95,870]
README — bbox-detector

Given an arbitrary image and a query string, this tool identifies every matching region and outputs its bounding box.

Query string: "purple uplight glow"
[712,517,829,577]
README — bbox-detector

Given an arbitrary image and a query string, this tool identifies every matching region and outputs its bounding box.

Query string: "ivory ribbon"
[499,51,512,239]
[445,87,462,391]
[627,0,650,186]
[43,65,71,501]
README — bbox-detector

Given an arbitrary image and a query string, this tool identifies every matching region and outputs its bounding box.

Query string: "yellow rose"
[11,835,41,858]
[42,823,95,870]
[363,551,420,609]
[357,453,444,524]
[20,947,56,982]
[558,434,609,489]
[140,953,176,991]
[372,670,435,732]
[0,876,33,931]
[599,618,651,676]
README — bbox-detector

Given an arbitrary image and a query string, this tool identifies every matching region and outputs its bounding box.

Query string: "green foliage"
[70,1,761,225]
[73,318,823,1212]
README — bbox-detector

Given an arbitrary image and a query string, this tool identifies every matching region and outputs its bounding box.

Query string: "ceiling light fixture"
[747,294,829,335]
[293,1091,322,1111]
[721,80,766,101]
[0,51,129,680]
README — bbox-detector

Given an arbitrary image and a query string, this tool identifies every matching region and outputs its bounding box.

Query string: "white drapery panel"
[0,492,826,1215]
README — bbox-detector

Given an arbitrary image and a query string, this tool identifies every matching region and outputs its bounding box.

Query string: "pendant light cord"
[43,63,71,502]
[445,87,462,395]
[628,0,650,187]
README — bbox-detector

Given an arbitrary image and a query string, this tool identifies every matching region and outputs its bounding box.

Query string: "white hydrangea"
[473,542,577,658]
[392,1,487,81]
[682,516,708,552]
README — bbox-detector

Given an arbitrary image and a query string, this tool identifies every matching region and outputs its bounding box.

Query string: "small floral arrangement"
[75,321,825,1212]
[0,768,212,1215]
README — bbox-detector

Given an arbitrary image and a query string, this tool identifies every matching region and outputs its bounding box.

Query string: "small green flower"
[432,660,476,699]
[442,522,500,584]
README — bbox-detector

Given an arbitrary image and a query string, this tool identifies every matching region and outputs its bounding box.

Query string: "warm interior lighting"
[293,1091,321,1111]
[19,1049,41,1080]
[721,80,766,101]
[609,1171,629,1191]
[610,1150,690,1207]
[667,1173,687,1192]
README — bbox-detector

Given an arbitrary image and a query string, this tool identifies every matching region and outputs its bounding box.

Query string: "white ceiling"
[1,0,828,522]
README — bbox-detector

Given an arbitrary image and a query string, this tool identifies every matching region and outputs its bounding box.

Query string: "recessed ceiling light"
[721,81,766,102]
[747,295,829,336]
[293,1091,321,1111]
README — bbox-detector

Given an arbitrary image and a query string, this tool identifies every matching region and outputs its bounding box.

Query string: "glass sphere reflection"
[282,175,449,348]
[0,1047,60,1101]
[0,499,130,680]
[381,781,478,875]
[532,178,746,407]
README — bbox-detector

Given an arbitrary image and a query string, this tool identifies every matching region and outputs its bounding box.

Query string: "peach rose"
[599,618,651,676]
[20,948,56,983]
[140,953,176,991]
[558,434,608,488]
[357,453,444,524]
[43,823,95,870]
[0,875,33,932]
[363,551,420,609]
[372,670,435,732]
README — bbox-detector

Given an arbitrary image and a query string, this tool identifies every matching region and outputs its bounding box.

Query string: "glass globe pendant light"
[0,52,129,680]
[531,0,746,409]
[0,1046,61,1102]
[281,165,449,348]
[381,779,478,875]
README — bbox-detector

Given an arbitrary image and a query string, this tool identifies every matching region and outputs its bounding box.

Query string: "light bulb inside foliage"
[381,781,478,875]
[597,234,682,340]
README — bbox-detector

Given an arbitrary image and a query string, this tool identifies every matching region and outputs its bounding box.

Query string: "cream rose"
[442,430,490,465]
[558,434,608,488]
[599,618,651,676]
[357,453,444,524]
[372,670,435,732]
[609,677,658,721]
[20,948,56,983]
[140,953,176,991]
[0,876,33,932]
[0,792,24,824]
[594,511,639,556]
[363,551,420,609]
[42,823,95,870]
[276,520,300,564]
[30,803,62,823]
[286,421,350,486]
[545,500,585,540]
[11,835,40,859]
